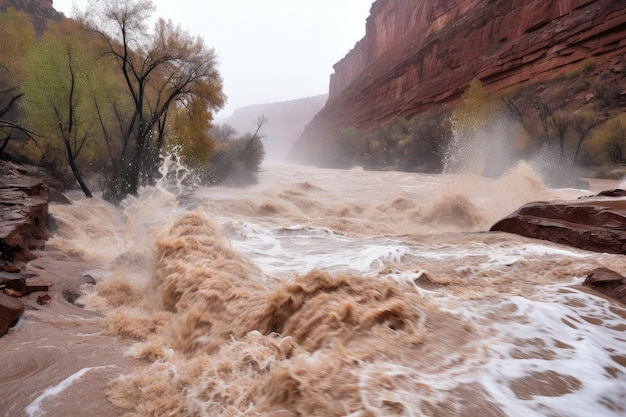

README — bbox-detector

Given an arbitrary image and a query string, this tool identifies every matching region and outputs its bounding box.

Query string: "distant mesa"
[225,95,327,163]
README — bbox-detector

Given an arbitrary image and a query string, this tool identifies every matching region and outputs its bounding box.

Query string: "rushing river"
[1,162,626,417]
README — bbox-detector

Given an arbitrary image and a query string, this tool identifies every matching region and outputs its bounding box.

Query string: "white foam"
[225,221,415,276]
[478,288,626,417]
[480,243,591,269]
[225,217,599,283]
[25,366,113,417]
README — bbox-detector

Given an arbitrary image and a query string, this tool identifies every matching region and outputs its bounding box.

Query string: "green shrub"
[565,70,580,80]
[203,123,266,185]
[581,58,597,73]
[586,113,626,165]
[574,80,591,93]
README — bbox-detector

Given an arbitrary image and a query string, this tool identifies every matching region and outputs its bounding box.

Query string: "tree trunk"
[65,144,92,198]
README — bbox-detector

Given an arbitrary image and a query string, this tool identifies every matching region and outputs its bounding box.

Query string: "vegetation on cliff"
[326,64,625,181]
[0,0,265,202]
[294,0,626,180]
[334,114,450,172]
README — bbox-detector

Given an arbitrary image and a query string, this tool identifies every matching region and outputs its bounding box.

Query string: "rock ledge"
[490,193,626,255]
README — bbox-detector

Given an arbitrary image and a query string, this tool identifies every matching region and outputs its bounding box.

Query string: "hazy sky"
[52,0,374,117]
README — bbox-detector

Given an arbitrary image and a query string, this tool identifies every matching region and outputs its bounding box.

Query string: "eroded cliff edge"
[292,0,626,165]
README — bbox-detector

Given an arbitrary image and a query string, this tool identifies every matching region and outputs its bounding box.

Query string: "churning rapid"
[2,162,626,417]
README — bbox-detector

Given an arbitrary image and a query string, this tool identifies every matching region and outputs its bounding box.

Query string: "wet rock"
[2,288,23,298]
[596,189,626,198]
[62,290,82,306]
[48,188,71,205]
[0,291,24,335]
[61,275,96,307]
[583,268,626,304]
[25,279,50,293]
[80,274,97,286]
[0,160,51,265]
[0,271,26,292]
[490,195,626,255]
[36,294,52,305]
[1,263,20,273]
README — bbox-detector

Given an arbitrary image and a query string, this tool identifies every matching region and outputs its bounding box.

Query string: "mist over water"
[443,113,591,190]
[3,160,625,416]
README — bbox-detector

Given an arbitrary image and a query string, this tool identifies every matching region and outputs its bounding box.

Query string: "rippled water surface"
[1,163,625,417]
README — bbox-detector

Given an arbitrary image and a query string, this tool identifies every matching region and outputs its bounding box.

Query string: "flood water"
[1,162,625,416]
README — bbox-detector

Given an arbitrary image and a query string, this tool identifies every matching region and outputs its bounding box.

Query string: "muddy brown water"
[1,163,625,416]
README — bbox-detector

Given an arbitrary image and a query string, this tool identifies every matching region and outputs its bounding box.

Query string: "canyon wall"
[292,0,626,165]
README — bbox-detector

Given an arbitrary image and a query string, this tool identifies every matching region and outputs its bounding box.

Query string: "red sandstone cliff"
[292,0,626,164]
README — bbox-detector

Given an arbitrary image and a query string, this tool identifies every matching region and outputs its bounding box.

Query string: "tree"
[206,116,267,185]
[571,111,599,165]
[237,115,268,173]
[336,115,450,172]
[502,88,600,166]
[167,96,215,170]
[336,126,366,166]
[452,78,500,134]
[21,19,111,197]
[446,78,503,173]
[402,115,449,172]
[525,98,600,164]
[0,8,36,158]
[86,0,225,201]
[587,114,626,165]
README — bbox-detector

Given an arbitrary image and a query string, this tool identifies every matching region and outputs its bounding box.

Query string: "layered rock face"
[0,160,55,336]
[292,0,626,164]
[0,161,50,266]
[490,192,626,255]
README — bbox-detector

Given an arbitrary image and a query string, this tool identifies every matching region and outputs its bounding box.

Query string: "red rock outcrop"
[490,194,626,254]
[583,267,626,304]
[0,291,24,335]
[0,161,50,266]
[292,0,626,164]
[0,0,63,34]
[0,160,58,338]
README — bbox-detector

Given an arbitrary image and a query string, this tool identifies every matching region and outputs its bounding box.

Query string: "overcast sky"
[52,0,374,118]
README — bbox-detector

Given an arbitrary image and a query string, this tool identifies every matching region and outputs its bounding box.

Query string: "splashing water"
[3,163,625,417]
[443,112,590,189]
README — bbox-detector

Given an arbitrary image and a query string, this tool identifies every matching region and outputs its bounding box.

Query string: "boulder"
[596,189,626,198]
[490,194,626,255]
[583,267,626,304]
[0,271,26,292]
[0,291,24,335]
[25,279,50,293]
